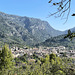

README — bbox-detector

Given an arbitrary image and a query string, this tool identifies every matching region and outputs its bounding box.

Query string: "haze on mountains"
[0,11,66,46]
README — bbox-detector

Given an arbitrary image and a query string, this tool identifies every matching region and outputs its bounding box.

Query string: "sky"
[0,0,75,31]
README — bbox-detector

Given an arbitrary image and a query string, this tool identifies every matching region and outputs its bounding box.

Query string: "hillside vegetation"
[0,11,65,46]
[0,45,75,75]
[36,35,75,49]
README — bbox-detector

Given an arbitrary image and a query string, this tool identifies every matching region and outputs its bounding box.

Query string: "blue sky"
[0,0,75,31]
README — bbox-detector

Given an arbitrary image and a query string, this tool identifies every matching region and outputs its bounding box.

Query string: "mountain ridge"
[0,11,68,46]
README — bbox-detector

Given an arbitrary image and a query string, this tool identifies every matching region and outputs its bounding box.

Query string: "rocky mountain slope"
[0,11,65,46]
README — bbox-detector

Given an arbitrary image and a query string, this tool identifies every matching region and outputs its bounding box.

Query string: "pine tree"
[0,44,14,70]
[49,53,56,61]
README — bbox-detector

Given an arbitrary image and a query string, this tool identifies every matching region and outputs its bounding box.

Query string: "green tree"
[0,44,14,70]
[45,55,49,62]
[55,70,66,75]
[49,53,56,61]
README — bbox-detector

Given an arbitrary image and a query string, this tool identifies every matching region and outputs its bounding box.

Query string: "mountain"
[0,11,65,46]
[36,34,75,49]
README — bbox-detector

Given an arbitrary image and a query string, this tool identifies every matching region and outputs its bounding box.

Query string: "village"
[11,46,75,58]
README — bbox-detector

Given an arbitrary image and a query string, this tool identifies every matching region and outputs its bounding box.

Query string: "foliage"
[36,34,75,49]
[64,29,75,40]
[0,45,75,75]
[0,44,14,70]
[49,53,56,61]
[9,53,75,75]
[55,70,66,75]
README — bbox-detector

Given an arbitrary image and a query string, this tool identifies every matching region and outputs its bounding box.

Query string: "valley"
[0,11,75,75]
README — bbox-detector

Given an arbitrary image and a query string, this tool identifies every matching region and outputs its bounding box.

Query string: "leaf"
[53,3,56,5]
[48,0,52,3]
